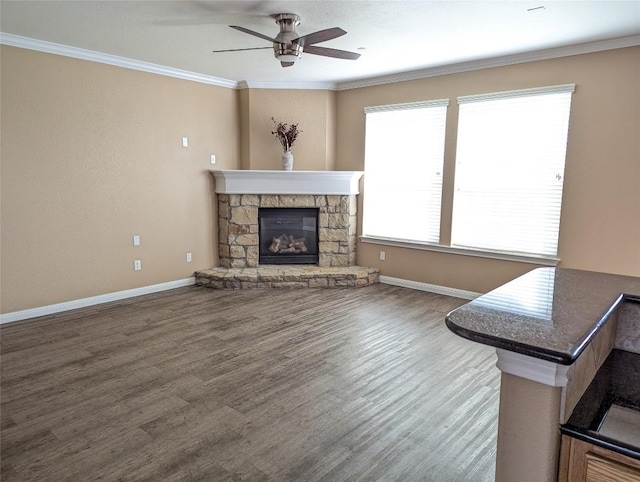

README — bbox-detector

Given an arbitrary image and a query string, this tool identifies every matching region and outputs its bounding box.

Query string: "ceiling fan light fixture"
[274,42,303,63]
[277,54,299,63]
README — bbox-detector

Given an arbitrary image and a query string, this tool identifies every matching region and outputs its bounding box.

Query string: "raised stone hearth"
[195,170,379,290]
[196,265,379,289]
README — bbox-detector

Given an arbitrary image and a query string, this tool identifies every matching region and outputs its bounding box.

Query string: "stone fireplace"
[217,192,357,269]
[195,170,379,289]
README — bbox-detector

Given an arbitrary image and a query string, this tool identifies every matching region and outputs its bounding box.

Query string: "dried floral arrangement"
[271,117,301,152]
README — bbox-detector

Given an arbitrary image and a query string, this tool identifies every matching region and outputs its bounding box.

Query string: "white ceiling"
[1,0,639,86]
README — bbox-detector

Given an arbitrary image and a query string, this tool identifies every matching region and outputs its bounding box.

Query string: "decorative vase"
[281,151,294,171]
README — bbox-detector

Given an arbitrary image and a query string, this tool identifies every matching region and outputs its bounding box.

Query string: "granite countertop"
[445,267,640,365]
[561,349,640,460]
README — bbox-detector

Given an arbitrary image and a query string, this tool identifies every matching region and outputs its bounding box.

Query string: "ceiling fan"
[212,13,361,68]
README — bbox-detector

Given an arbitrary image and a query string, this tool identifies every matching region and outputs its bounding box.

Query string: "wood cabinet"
[559,435,640,481]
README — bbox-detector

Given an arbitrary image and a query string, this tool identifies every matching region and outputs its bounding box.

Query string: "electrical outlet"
[379,251,386,261]
[134,259,142,271]
[210,154,216,164]
[186,252,192,263]
[182,137,188,147]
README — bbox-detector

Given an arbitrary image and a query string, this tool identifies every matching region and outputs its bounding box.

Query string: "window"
[452,84,574,257]
[363,100,448,243]
[361,84,574,263]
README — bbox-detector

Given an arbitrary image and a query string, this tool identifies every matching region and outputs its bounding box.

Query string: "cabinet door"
[585,453,640,482]
[560,435,640,481]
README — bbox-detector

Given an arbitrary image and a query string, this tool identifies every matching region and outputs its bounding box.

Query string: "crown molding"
[0,33,238,89]
[0,32,336,90]
[495,348,570,387]
[335,35,640,91]
[238,80,337,90]
[3,32,638,92]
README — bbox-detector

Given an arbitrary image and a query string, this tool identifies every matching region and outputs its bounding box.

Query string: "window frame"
[362,99,449,245]
[360,84,575,265]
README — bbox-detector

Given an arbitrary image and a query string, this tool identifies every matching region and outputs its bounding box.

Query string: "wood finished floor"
[1,284,500,481]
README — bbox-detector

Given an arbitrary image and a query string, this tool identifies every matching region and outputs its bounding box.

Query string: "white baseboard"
[379,275,481,300]
[1,276,477,324]
[0,278,196,325]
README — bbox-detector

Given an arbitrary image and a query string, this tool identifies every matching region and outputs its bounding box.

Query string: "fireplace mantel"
[211,170,364,195]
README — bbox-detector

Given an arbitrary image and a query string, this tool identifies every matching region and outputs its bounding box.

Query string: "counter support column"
[494,349,569,482]
[495,373,563,481]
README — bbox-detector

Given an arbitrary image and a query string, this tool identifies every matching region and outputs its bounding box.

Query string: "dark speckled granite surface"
[561,349,640,460]
[445,268,640,365]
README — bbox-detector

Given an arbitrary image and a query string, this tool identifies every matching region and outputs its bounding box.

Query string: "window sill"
[359,236,560,266]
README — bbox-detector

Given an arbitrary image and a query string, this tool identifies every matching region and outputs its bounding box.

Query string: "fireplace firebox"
[259,208,319,265]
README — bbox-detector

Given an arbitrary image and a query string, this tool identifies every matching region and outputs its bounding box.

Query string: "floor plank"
[1,284,499,481]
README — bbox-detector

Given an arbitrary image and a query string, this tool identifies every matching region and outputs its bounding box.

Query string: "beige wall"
[0,46,240,313]
[2,44,638,313]
[239,88,336,170]
[238,88,250,170]
[336,47,640,293]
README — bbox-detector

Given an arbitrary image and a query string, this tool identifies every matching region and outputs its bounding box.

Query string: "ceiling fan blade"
[280,61,295,68]
[303,45,361,60]
[293,27,346,46]
[212,46,273,53]
[230,25,277,43]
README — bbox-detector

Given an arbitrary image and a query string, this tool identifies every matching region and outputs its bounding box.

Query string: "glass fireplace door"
[258,208,319,265]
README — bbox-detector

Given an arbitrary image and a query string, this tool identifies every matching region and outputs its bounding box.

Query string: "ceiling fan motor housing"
[272,13,303,60]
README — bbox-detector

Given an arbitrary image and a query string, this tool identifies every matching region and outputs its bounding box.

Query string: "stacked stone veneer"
[196,265,379,290]
[217,194,358,269]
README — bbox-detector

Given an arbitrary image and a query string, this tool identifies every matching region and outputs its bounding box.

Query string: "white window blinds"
[451,84,574,257]
[363,100,448,243]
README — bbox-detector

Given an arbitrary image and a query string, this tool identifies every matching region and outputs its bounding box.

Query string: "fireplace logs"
[268,234,308,254]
